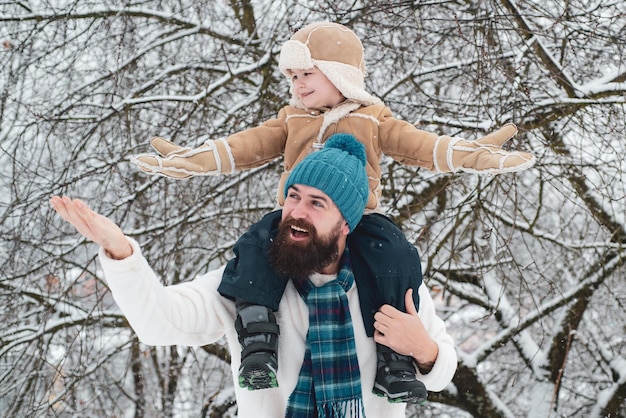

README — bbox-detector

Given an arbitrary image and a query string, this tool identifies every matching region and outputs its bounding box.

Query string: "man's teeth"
[291,226,308,233]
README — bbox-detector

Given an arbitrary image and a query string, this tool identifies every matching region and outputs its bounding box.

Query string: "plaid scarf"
[286,251,365,418]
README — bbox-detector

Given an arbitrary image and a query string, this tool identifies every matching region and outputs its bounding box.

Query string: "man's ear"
[341,221,350,236]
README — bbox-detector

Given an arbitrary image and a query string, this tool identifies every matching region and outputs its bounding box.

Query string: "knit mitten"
[131,137,234,178]
[433,123,535,174]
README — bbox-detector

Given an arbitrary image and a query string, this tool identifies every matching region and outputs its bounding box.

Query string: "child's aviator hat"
[279,22,381,108]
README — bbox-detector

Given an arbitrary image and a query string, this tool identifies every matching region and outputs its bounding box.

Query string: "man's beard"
[268,216,342,281]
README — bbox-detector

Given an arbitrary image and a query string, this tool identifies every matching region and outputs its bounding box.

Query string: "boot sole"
[373,382,427,405]
[239,363,278,390]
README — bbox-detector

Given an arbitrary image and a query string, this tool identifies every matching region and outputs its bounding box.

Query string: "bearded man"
[50,134,457,417]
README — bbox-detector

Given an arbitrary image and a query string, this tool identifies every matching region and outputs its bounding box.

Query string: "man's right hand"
[49,196,132,260]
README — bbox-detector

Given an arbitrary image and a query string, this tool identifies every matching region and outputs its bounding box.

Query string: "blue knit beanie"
[284,133,369,232]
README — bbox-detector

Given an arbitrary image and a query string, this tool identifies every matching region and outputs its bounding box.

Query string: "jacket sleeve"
[376,107,441,171]
[98,238,235,347]
[377,108,534,174]
[226,107,289,171]
[131,108,289,178]
[416,284,458,391]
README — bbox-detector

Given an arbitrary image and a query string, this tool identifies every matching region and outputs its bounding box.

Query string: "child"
[133,22,534,404]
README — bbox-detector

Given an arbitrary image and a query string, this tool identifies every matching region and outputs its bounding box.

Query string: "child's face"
[290,68,345,109]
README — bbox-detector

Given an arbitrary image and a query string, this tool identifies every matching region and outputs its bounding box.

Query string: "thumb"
[405,288,419,316]
[475,123,517,147]
[150,136,189,156]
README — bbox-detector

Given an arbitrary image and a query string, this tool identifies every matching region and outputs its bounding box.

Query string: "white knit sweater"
[99,238,457,417]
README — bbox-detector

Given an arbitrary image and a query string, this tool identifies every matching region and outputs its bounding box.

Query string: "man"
[50,134,457,417]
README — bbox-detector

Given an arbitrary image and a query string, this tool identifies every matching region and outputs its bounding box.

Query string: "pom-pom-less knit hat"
[279,22,382,108]
[284,133,369,232]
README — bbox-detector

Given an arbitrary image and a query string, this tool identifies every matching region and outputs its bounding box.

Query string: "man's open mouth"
[290,225,310,239]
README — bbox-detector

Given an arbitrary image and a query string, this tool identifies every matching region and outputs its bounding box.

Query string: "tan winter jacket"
[211,101,440,210]
[134,101,534,209]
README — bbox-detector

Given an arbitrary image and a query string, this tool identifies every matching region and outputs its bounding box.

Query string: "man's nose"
[289,202,307,219]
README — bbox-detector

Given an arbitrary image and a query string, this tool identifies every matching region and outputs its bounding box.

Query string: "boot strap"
[378,346,416,372]
[238,321,280,338]
[241,341,278,359]
[383,358,416,373]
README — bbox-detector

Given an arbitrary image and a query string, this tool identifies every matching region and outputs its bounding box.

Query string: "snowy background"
[1,0,625,417]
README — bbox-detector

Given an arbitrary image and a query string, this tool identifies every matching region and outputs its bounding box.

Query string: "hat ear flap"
[279,40,314,75]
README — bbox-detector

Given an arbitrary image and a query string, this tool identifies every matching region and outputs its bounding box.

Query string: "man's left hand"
[373,288,439,373]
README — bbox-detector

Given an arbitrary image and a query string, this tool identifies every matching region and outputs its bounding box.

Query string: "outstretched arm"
[49,196,132,260]
[380,111,535,174]
[132,109,288,179]
[50,196,231,347]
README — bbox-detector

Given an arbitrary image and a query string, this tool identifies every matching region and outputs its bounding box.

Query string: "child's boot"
[373,344,428,404]
[235,304,280,390]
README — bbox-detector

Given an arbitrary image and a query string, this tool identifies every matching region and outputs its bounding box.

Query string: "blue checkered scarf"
[286,251,365,418]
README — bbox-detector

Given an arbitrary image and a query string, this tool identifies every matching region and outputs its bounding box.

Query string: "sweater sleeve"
[377,107,441,171]
[98,238,235,347]
[416,283,458,391]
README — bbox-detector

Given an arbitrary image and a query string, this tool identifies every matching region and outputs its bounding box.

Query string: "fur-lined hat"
[279,22,381,108]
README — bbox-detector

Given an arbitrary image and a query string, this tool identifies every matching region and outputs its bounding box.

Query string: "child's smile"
[290,67,345,109]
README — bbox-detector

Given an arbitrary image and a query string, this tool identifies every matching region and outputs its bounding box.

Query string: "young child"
[133,22,535,404]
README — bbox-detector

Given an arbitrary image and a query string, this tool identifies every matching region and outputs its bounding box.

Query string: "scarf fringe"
[318,399,365,418]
